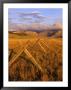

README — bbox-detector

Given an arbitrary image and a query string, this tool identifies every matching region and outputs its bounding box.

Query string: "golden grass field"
[9,32,62,81]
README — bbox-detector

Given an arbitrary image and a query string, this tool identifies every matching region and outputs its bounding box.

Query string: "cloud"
[46,16,52,19]
[33,15,46,19]
[17,11,62,25]
[18,11,40,17]
[31,11,40,15]
[17,11,47,23]
[18,11,46,20]
[20,17,33,21]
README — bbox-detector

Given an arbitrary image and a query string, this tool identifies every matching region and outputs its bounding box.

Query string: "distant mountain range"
[9,29,62,38]
[9,22,62,31]
[9,22,62,38]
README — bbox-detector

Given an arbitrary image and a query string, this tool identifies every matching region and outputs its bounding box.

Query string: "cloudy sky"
[8,8,62,25]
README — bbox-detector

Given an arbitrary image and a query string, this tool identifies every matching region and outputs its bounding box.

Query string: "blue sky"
[8,8,62,25]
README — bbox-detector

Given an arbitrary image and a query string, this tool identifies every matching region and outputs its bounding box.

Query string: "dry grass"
[9,33,62,81]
